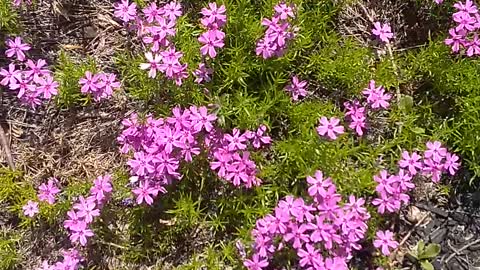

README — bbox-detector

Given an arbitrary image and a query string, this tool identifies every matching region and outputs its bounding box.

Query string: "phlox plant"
[0,36,60,108]
[117,105,272,205]
[78,71,121,102]
[256,2,298,59]
[444,0,480,56]
[20,174,113,270]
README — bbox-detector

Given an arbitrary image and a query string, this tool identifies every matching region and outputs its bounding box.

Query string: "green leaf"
[417,240,425,254]
[399,95,414,112]
[420,261,434,270]
[420,243,441,260]
[412,127,426,134]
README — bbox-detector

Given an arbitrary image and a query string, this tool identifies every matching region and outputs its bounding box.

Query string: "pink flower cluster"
[22,177,61,218]
[444,0,480,56]
[256,2,297,59]
[284,75,308,101]
[372,141,460,215]
[63,175,112,247]
[1,37,59,108]
[198,3,227,59]
[113,1,191,85]
[373,230,398,256]
[36,249,83,270]
[117,106,271,205]
[244,170,370,270]
[372,22,393,43]
[78,71,121,102]
[343,80,392,136]
[209,125,271,187]
[12,0,31,7]
[315,80,391,140]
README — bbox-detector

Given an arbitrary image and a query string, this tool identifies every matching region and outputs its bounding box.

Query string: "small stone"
[406,205,425,223]
[430,228,447,244]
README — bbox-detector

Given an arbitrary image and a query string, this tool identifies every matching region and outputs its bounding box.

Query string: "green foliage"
[0,230,21,270]
[0,0,18,34]
[54,50,98,107]
[408,240,441,270]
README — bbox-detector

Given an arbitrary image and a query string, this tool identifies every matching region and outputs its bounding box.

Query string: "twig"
[444,238,480,264]
[98,240,128,250]
[399,213,429,247]
[0,124,15,170]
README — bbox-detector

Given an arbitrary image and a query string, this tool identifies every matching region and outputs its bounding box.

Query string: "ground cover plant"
[0,0,480,269]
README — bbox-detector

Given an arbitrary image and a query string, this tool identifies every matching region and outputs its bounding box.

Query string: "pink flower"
[444,153,460,175]
[274,3,295,20]
[349,114,366,136]
[25,59,50,83]
[190,106,217,132]
[73,196,100,223]
[372,22,393,43]
[132,180,161,205]
[373,230,398,255]
[316,117,345,140]
[142,2,164,23]
[224,128,248,151]
[114,0,137,23]
[22,200,39,217]
[5,37,31,61]
[193,63,213,84]
[163,2,182,21]
[285,75,308,101]
[0,63,21,86]
[198,30,225,58]
[200,3,227,28]
[444,28,465,53]
[38,178,61,205]
[90,174,113,202]
[69,221,94,246]
[425,141,447,162]
[79,71,100,94]
[243,254,269,270]
[398,151,423,175]
[140,52,162,78]
[362,80,391,109]
[37,75,59,99]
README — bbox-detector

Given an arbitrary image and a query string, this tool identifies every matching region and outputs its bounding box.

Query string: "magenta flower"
[349,114,366,136]
[425,141,447,162]
[38,178,61,205]
[200,3,227,28]
[128,152,155,177]
[297,243,322,268]
[25,59,50,83]
[140,52,162,79]
[444,153,460,175]
[37,75,59,99]
[372,22,393,43]
[22,200,39,217]
[285,76,308,101]
[79,71,100,94]
[73,196,100,223]
[98,73,121,97]
[193,63,213,84]
[249,125,271,148]
[398,151,423,175]
[453,12,476,32]
[63,210,82,231]
[190,106,217,132]
[243,254,269,270]
[373,230,398,255]
[274,3,295,20]
[362,80,391,109]
[198,30,225,58]
[0,63,21,86]
[163,2,182,21]
[142,2,163,23]
[69,221,94,246]
[224,128,248,151]
[306,170,332,198]
[90,175,113,202]
[132,180,160,205]
[316,117,345,140]
[114,0,137,23]
[372,192,400,214]
[444,28,464,53]
[5,37,31,61]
